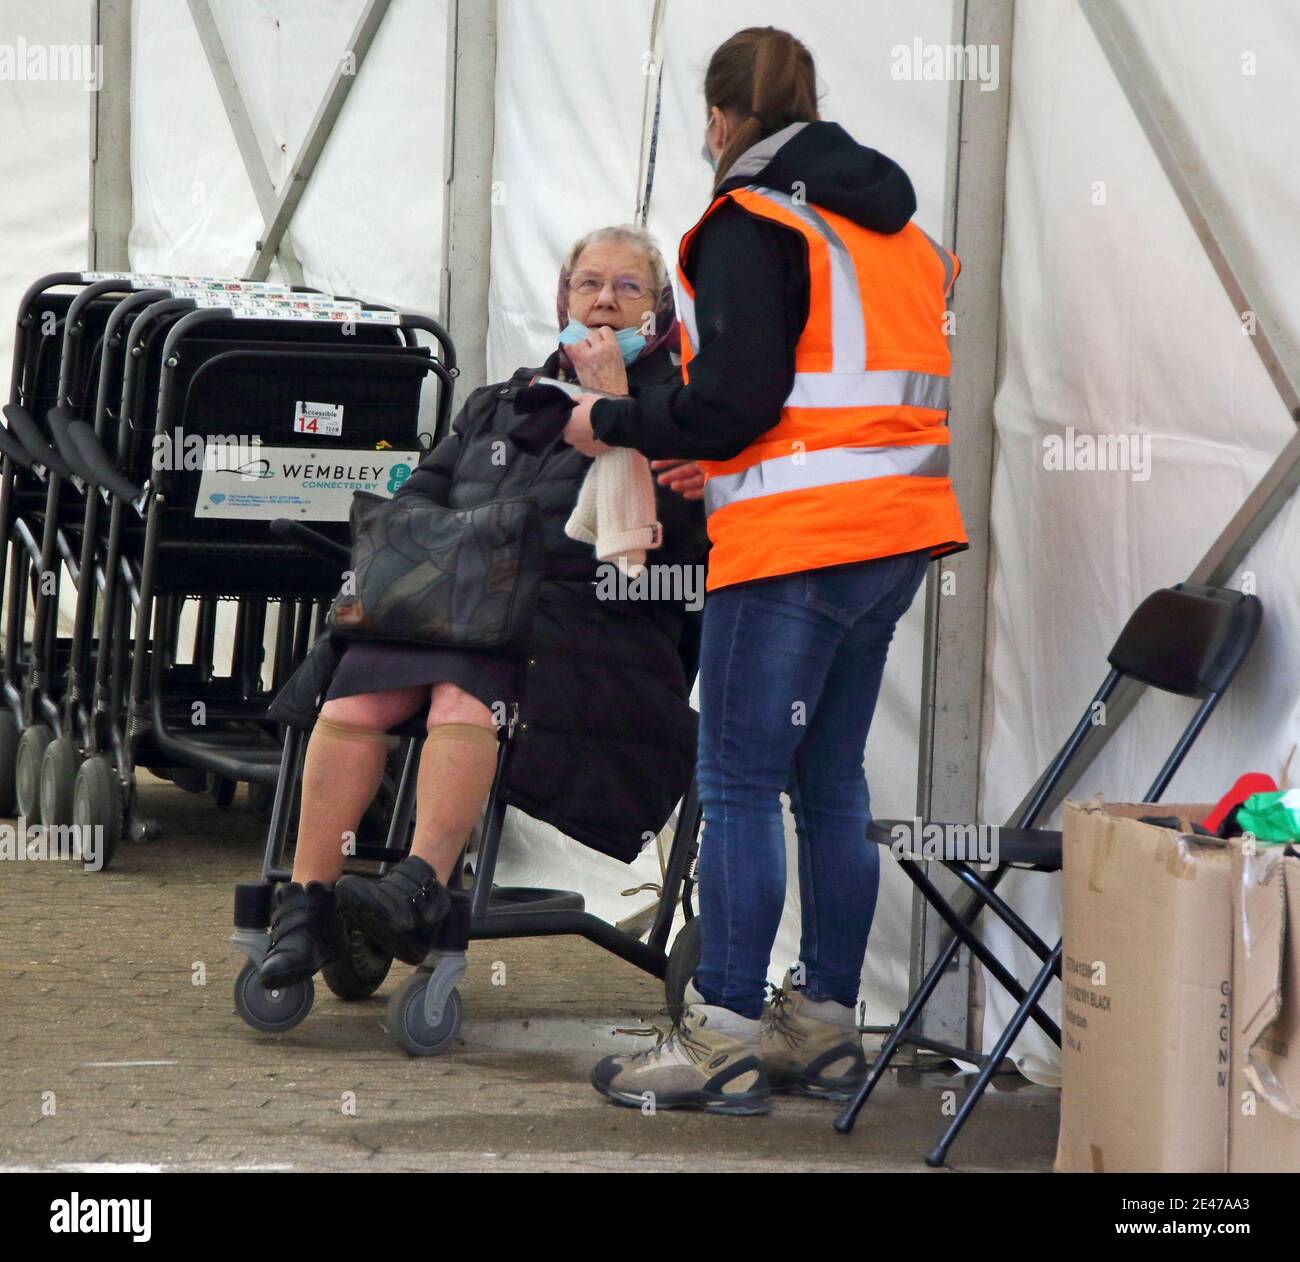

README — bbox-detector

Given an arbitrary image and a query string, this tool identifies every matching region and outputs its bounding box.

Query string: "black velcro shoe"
[258,881,344,989]
[335,855,451,966]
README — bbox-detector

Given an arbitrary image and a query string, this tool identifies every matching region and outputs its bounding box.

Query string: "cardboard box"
[1228,844,1300,1171]
[1056,800,1232,1173]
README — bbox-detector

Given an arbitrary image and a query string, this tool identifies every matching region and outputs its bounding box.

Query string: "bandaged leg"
[291,710,402,885]
[411,720,500,882]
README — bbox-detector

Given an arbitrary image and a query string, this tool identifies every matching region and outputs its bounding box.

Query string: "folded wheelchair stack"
[0,271,455,867]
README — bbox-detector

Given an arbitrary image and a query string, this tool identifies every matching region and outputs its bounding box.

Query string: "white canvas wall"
[5,0,1298,1052]
[981,0,1300,1079]
[0,0,93,395]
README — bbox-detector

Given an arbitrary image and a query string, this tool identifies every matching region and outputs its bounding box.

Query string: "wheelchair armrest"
[3,401,71,477]
[67,419,145,505]
[269,517,351,566]
[0,406,35,469]
[47,404,90,475]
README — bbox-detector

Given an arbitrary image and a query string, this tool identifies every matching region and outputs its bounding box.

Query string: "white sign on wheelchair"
[294,401,343,436]
[195,442,419,521]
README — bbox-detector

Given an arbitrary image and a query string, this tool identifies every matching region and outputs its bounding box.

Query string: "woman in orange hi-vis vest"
[564,27,967,1115]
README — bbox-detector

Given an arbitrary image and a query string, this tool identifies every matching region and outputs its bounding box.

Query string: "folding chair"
[834,581,1262,1165]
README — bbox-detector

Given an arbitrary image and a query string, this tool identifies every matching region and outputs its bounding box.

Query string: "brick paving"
[0,774,1058,1172]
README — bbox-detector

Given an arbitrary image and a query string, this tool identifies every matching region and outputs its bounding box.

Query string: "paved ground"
[0,775,1058,1173]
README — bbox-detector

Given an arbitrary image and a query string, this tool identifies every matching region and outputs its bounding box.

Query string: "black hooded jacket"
[590,121,916,459]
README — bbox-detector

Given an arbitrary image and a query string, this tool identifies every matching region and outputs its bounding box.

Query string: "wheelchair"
[2,273,314,824]
[231,520,705,1054]
[1,271,455,868]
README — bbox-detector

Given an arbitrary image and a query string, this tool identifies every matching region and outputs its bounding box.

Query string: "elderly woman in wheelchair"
[258,225,704,989]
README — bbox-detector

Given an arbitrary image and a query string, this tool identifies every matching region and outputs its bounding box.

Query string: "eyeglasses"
[568,274,651,301]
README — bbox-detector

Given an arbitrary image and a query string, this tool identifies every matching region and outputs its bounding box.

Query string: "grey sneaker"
[759,971,868,1100]
[591,988,770,1116]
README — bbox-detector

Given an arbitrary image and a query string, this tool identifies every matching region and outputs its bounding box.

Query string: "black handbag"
[328,490,544,650]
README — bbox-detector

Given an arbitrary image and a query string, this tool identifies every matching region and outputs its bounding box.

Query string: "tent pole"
[185,0,305,285]
[89,0,133,270]
[243,0,392,280]
[440,0,498,397]
[907,0,1017,1060]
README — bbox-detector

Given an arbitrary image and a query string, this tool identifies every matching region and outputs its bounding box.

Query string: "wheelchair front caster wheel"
[207,773,236,807]
[386,971,462,1056]
[321,923,392,1000]
[15,723,53,820]
[73,755,123,870]
[247,780,274,815]
[40,735,80,826]
[234,959,314,1033]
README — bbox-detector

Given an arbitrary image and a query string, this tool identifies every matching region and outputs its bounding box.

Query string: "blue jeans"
[694,551,929,1018]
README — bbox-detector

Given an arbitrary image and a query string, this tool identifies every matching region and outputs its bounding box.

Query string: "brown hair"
[704,27,819,188]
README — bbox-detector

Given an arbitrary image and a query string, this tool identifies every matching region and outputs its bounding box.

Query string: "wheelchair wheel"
[39,736,79,826]
[0,710,18,815]
[247,779,274,815]
[15,723,52,819]
[73,755,123,870]
[665,915,702,1024]
[386,971,462,1056]
[321,923,393,1001]
[234,959,314,1033]
[168,766,207,793]
[207,773,236,808]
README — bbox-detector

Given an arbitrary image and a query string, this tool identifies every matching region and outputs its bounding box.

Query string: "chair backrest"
[1017,583,1262,830]
[1107,583,1261,699]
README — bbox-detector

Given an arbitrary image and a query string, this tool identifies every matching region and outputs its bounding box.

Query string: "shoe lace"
[623,1010,711,1064]
[760,983,806,1051]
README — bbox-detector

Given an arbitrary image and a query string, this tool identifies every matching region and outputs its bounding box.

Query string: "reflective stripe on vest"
[703,442,950,515]
[787,369,949,411]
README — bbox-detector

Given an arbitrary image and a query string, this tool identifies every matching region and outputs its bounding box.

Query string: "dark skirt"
[323,640,522,715]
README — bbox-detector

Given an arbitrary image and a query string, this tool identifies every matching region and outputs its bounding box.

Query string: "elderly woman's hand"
[563,394,614,457]
[566,326,630,395]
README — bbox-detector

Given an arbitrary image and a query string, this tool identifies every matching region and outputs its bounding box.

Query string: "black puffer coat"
[268,348,705,863]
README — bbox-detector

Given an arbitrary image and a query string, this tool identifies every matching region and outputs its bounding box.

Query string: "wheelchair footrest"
[484,885,585,915]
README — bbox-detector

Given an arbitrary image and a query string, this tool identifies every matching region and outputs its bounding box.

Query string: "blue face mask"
[558,318,647,365]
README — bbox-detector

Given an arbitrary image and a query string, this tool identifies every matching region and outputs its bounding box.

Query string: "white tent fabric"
[0,0,94,640]
[0,0,93,393]
[982,0,1300,1080]
[5,0,1299,1054]
[129,0,448,311]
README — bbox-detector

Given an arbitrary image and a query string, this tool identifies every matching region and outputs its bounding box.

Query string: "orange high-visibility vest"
[678,186,968,591]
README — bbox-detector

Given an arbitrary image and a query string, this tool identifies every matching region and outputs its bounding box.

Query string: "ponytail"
[704,27,819,189]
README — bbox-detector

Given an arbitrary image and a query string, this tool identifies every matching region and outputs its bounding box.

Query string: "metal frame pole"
[243,0,393,280]
[908,0,1017,1052]
[185,0,305,284]
[440,0,498,397]
[89,0,133,269]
